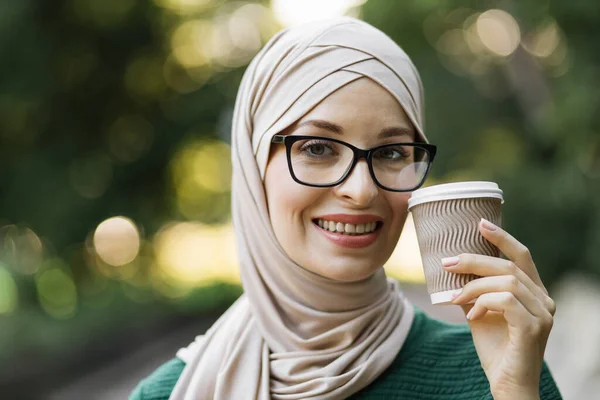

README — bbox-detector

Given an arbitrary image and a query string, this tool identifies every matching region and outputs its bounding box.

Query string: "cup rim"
[408,181,504,210]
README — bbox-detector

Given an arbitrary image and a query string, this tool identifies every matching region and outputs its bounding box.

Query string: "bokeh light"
[93,217,141,267]
[522,18,569,76]
[271,0,366,27]
[384,213,425,283]
[171,19,213,70]
[429,11,496,80]
[0,265,18,314]
[436,29,468,57]
[169,2,271,80]
[523,19,561,59]
[161,2,276,93]
[434,28,476,77]
[154,0,213,14]
[476,9,521,57]
[35,259,78,319]
[0,224,44,275]
[153,221,239,287]
[211,12,262,67]
[171,139,232,221]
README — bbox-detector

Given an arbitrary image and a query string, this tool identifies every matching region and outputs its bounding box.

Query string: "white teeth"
[328,221,336,232]
[315,219,379,235]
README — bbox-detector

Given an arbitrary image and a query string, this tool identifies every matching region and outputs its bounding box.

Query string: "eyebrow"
[296,119,415,140]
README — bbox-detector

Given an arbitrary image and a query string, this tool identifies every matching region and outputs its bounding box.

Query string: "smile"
[312,214,383,249]
[314,219,380,236]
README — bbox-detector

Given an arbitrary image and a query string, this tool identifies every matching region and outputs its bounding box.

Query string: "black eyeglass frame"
[271,135,437,192]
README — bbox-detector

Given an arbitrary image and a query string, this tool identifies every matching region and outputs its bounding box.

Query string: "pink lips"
[313,214,383,249]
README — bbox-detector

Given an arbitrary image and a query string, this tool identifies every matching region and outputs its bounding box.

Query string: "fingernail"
[441,256,460,267]
[480,218,497,231]
[466,308,475,320]
[451,290,462,301]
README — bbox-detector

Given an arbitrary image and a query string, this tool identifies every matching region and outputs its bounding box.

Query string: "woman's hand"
[441,218,556,400]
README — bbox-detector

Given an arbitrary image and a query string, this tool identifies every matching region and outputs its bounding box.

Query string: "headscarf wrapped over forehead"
[250,17,428,177]
[170,17,427,400]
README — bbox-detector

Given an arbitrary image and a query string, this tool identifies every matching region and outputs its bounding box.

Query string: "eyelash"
[298,139,335,152]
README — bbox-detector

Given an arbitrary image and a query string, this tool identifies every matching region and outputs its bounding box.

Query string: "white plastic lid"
[408,181,504,210]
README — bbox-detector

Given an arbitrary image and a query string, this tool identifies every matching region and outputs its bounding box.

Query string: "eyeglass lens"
[289,138,430,190]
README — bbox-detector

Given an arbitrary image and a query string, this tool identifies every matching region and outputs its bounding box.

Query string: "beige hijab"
[170,17,429,400]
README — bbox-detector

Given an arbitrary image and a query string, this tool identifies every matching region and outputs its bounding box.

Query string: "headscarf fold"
[170,17,428,400]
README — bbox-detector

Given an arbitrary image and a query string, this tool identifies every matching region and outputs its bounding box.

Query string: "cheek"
[264,151,321,232]
[385,193,411,232]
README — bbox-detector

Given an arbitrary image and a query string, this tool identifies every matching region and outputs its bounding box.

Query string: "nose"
[333,160,378,207]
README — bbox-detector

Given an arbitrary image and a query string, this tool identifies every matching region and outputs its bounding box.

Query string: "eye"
[308,144,327,155]
[299,140,336,157]
[375,146,410,161]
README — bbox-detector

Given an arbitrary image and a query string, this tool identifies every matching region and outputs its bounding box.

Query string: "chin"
[311,259,382,282]
[298,240,391,282]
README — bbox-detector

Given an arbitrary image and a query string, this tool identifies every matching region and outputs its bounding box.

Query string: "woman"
[131,17,561,399]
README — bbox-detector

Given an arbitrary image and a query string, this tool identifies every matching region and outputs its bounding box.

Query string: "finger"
[545,295,557,317]
[452,275,548,318]
[443,253,556,314]
[467,292,535,330]
[478,218,543,288]
[468,292,554,341]
[442,253,546,301]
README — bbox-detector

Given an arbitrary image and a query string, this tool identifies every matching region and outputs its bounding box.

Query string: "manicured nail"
[480,218,497,231]
[441,256,460,268]
[451,290,462,301]
[466,308,475,320]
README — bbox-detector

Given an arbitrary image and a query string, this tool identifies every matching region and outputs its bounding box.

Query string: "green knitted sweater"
[130,307,562,399]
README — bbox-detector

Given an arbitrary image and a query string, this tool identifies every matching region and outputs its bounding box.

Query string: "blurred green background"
[1,0,598,398]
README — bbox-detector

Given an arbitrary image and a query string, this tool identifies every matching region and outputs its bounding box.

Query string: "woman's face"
[264,77,416,282]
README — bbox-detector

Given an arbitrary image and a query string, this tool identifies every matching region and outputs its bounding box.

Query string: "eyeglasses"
[271,135,437,192]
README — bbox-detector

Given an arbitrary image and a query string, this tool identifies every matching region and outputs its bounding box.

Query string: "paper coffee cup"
[408,181,504,305]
